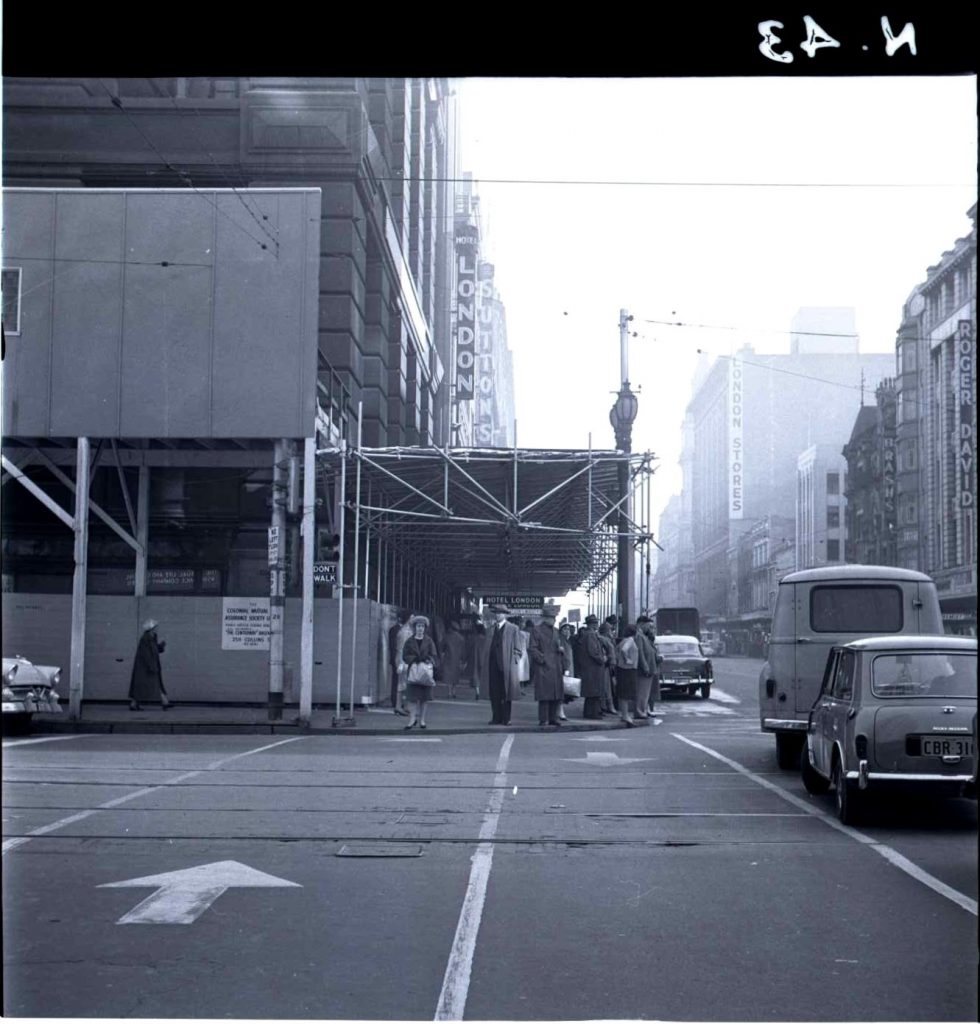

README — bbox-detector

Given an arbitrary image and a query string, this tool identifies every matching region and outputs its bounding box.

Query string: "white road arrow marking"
[563,751,652,767]
[708,687,740,704]
[569,735,626,742]
[99,860,301,924]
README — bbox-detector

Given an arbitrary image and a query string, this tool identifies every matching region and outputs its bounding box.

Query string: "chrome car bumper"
[2,696,62,715]
[847,759,972,790]
[762,718,808,732]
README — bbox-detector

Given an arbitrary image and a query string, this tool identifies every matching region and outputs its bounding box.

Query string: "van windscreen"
[810,585,903,633]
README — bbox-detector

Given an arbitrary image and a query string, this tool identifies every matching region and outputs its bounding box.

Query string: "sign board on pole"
[268,526,280,566]
[480,594,544,612]
[567,608,581,624]
[222,598,271,650]
[313,562,337,585]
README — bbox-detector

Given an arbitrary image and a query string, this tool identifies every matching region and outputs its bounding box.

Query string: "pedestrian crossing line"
[671,732,978,918]
[2,734,97,748]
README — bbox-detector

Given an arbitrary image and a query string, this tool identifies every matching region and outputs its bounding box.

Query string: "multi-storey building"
[796,443,848,569]
[685,309,893,616]
[842,380,899,566]
[893,204,976,630]
[651,494,696,609]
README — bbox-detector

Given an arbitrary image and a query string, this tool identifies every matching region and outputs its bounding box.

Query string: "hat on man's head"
[636,615,652,625]
[541,602,561,617]
[488,603,511,614]
[141,619,158,633]
[584,614,599,626]
[604,614,618,625]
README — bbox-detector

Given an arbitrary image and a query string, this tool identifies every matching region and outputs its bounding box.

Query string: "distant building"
[652,494,696,609]
[796,444,848,569]
[893,204,976,631]
[684,310,893,616]
[842,380,898,566]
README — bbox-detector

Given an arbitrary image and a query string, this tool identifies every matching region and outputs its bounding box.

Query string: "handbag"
[407,661,435,687]
[517,647,530,683]
[563,675,581,699]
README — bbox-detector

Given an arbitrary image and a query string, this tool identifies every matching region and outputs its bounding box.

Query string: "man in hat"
[528,602,565,727]
[578,614,607,719]
[634,615,657,719]
[487,604,523,725]
[597,620,619,715]
[638,616,663,714]
[129,618,171,711]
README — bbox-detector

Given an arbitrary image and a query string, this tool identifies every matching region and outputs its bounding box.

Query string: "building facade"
[796,443,848,570]
[685,313,893,617]
[893,204,976,629]
[842,381,898,566]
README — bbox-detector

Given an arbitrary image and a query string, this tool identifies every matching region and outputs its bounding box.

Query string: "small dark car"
[654,634,713,700]
[801,635,977,824]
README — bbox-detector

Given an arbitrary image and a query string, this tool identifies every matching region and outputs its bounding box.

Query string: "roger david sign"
[729,356,744,518]
[454,228,479,403]
[957,320,974,510]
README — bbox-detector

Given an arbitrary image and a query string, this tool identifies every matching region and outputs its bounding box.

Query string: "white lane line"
[708,687,740,704]
[1,736,306,856]
[435,734,515,1021]
[381,738,443,743]
[672,733,978,917]
[3,734,97,748]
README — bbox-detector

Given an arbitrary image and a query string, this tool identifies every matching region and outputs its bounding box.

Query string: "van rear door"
[794,582,907,715]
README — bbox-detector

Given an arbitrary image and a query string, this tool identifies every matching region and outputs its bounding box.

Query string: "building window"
[905,503,916,524]
[1,268,21,336]
[827,507,840,528]
[826,472,840,495]
[826,539,840,561]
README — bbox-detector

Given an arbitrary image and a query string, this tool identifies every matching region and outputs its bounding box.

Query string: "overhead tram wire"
[374,174,974,189]
[96,80,277,257]
[161,92,281,253]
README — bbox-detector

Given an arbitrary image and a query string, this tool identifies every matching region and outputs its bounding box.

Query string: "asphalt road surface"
[3,657,977,1021]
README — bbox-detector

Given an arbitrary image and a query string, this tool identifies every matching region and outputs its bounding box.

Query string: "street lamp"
[609,309,639,632]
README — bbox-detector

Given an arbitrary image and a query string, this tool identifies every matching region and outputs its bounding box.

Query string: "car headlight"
[51,670,61,687]
[3,664,18,684]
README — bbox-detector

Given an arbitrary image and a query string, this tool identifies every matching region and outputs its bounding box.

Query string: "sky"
[454,75,978,607]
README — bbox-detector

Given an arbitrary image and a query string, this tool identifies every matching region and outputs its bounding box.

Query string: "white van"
[758,565,943,768]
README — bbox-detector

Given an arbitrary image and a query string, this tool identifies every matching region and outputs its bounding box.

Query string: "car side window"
[832,651,855,700]
[820,650,839,695]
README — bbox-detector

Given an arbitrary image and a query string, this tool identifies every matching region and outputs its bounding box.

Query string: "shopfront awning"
[320,445,656,597]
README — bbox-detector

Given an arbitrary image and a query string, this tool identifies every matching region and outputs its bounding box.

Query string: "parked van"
[759,565,943,768]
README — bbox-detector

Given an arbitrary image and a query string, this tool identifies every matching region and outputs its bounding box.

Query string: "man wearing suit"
[487,603,523,725]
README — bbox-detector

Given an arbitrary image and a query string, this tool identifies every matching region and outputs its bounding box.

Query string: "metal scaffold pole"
[333,441,347,726]
[348,402,364,723]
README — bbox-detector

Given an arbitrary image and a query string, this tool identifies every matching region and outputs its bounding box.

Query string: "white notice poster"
[222,597,271,650]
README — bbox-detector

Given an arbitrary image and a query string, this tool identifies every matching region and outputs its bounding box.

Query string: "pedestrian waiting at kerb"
[382,602,666,729]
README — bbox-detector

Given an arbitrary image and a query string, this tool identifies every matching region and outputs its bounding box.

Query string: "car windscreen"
[810,585,903,633]
[871,653,977,698]
[656,642,701,658]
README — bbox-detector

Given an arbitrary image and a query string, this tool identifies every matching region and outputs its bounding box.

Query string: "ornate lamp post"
[609,309,638,633]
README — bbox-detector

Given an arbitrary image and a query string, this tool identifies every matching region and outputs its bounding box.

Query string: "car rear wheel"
[801,749,831,794]
[775,731,804,770]
[832,755,863,825]
[700,683,711,700]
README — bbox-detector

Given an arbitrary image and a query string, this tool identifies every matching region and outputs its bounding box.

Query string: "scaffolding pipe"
[349,402,363,719]
[334,442,347,724]
[300,436,315,724]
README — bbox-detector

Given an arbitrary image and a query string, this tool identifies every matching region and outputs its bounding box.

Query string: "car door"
[824,649,856,770]
[809,648,840,777]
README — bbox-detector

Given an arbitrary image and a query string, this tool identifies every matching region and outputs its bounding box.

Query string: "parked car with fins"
[653,634,713,699]
[801,635,977,824]
[2,655,63,729]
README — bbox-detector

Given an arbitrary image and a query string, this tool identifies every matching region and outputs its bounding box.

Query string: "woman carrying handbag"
[400,615,438,729]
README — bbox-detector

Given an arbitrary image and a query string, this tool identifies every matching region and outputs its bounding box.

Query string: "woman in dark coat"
[528,603,565,727]
[129,618,171,711]
[578,615,607,719]
[401,615,438,729]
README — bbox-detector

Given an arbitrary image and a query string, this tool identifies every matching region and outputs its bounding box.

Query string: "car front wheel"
[832,755,863,825]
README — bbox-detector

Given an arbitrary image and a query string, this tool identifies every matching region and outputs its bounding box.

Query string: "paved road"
[3,659,977,1020]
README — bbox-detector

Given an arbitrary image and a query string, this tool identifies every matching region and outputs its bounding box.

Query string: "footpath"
[26,682,647,736]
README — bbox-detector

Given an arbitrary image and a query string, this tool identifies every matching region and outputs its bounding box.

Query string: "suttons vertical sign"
[729,356,744,518]
[475,261,495,446]
[454,227,479,404]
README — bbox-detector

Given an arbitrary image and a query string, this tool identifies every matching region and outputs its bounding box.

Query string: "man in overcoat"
[579,614,607,719]
[529,602,565,727]
[487,604,523,725]
[634,615,657,719]
[597,621,619,715]
[388,609,410,715]
[129,618,171,711]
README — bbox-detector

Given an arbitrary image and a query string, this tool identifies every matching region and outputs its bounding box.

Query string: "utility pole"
[609,308,638,634]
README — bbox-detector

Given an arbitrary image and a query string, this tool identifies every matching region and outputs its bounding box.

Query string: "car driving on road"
[801,635,977,824]
[654,634,713,699]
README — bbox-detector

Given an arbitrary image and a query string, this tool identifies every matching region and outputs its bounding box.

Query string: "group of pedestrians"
[386,603,662,729]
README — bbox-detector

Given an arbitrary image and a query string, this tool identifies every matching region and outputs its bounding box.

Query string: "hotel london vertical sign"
[453,225,479,404]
